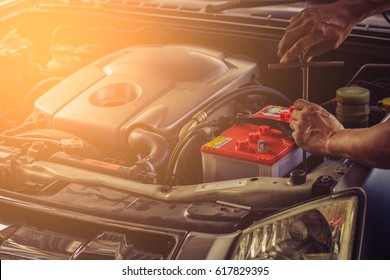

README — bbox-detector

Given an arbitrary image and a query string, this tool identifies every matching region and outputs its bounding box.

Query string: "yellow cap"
[378,97,390,107]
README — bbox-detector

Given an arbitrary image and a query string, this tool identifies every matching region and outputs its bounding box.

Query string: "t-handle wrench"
[268,60,344,173]
[300,55,309,101]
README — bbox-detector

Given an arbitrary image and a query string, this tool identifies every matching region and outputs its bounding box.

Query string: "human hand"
[289,99,344,155]
[277,2,357,64]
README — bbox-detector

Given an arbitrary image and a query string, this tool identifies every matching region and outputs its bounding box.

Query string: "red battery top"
[201,105,295,165]
[254,105,293,122]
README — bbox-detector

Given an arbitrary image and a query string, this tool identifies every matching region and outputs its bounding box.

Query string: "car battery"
[201,105,303,181]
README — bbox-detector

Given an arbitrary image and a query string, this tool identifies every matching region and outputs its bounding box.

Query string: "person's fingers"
[288,8,316,29]
[293,99,311,110]
[277,20,311,58]
[291,108,300,121]
[287,13,306,30]
[278,8,320,57]
[277,33,290,58]
[291,130,297,143]
[305,55,314,63]
[279,17,340,63]
[289,120,296,130]
[279,32,322,64]
[305,39,338,59]
[291,130,304,147]
[277,28,303,59]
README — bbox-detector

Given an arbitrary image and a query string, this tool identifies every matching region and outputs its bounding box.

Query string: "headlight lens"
[231,191,364,260]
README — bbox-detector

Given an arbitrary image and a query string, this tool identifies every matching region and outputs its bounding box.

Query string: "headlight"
[230,189,365,260]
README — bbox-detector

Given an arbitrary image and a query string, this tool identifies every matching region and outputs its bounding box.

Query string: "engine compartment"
[0,2,389,261]
[2,41,300,187]
[0,3,389,206]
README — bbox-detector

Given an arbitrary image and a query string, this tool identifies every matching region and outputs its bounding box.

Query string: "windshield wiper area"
[205,0,329,13]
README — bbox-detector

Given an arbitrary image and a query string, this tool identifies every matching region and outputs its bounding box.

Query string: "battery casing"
[201,105,302,181]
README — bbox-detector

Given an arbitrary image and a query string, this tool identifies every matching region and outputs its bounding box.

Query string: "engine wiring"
[166,85,293,185]
[0,134,62,147]
[165,120,221,185]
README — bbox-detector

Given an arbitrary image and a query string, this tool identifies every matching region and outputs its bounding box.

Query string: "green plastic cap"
[336,87,370,104]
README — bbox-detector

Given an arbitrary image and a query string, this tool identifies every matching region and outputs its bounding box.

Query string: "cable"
[0,134,62,147]
[169,86,292,184]
[382,11,390,25]
[202,85,292,116]
[179,85,292,139]
[2,119,46,136]
[166,121,220,184]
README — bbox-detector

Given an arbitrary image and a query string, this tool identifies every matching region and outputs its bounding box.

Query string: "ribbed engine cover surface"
[34,44,257,148]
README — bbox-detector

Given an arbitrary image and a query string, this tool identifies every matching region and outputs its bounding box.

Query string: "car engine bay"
[0,1,389,260]
[1,2,389,207]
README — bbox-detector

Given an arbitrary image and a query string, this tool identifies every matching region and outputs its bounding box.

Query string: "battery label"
[260,105,284,117]
[203,136,232,149]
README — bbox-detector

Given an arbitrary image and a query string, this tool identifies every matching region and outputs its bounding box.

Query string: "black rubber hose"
[202,85,292,116]
[179,85,292,142]
[171,127,212,184]
[128,128,171,172]
[0,134,62,147]
[2,119,46,136]
[14,129,105,159]
[166,121,219,180]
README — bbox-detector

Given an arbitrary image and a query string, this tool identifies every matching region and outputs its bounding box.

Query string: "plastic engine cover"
[33,44,257,149]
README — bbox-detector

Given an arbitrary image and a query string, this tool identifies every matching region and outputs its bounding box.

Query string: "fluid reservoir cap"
[61,138,84,149]
[290,169,306,185]
[378,97,390,113]
[336,87,370,104]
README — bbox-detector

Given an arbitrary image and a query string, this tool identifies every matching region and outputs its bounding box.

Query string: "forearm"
[326,122,390,169]
[339,0,390,23]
